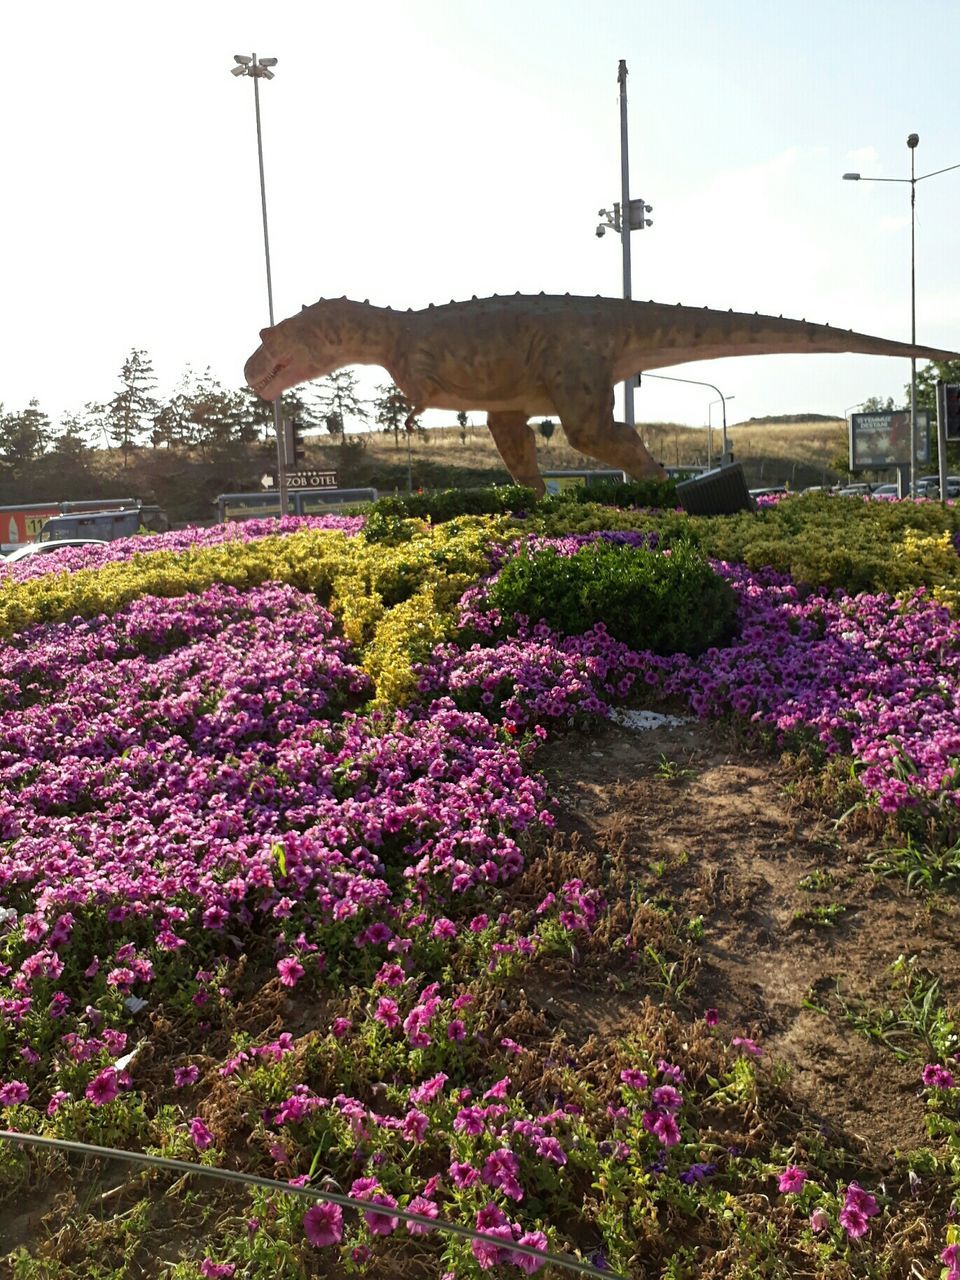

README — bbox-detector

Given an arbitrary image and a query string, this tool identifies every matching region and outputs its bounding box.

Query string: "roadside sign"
[849,410,930,469]
[285,470,338,490]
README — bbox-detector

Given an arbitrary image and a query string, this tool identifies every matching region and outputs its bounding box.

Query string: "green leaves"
[487,540,739,657]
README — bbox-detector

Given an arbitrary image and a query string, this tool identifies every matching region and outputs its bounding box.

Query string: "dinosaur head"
[245,299,396,400]
[244,313,332,401]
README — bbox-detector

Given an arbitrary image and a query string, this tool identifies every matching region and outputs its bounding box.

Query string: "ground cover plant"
[1,495,960,1279]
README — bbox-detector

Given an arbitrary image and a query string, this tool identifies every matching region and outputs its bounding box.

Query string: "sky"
[3,0,960,437]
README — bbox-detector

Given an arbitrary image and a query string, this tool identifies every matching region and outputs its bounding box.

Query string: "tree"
[0,400,51,469]
[375,382,415,448]
[107,349,159,467]
[456,410,469,446]
[909,360,960,411]
[50,413,91,467]
[860,395,895,413]
[538,418,556,445]
[314,370,369,438]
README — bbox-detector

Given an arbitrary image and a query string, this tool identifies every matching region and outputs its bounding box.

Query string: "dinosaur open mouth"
[253,361,286,394]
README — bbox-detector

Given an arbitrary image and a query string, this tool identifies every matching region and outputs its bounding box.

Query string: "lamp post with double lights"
[230,53,288,519]
[843,136,960,499]
[595,60,653,429]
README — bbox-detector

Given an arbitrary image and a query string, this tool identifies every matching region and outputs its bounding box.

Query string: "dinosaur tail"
[626,303,960,374]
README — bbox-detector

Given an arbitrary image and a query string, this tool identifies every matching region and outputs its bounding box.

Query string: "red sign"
[1,505,61,547]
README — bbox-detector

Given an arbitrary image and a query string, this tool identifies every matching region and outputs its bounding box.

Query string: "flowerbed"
[2,509,960,1277]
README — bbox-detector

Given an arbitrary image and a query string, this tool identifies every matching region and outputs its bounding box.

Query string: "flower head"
[303,1201,343,1247]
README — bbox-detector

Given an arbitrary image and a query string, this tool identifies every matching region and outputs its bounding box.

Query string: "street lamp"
[231,52,288,520]
[640,371,735,467]
[709,397,735,468]
[595,60,653,429]
[843,136,960,499]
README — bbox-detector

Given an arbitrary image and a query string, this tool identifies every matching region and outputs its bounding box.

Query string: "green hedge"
[486,539,739,656]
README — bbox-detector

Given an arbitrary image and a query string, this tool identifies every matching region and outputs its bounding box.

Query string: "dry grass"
[344,418,848,489]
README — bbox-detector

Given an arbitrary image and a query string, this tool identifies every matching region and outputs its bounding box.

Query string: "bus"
[1,498,169,553]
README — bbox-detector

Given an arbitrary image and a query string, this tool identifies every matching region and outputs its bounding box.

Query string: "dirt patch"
[534,715,960,1161]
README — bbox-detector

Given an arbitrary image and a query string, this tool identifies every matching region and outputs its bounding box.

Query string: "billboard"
[849,410,930,470]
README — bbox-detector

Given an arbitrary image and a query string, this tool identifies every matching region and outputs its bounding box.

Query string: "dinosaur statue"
[245,295,960,497]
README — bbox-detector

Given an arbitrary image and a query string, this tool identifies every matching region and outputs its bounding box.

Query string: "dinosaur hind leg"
[486,411,545,498]
[548,375,666,481]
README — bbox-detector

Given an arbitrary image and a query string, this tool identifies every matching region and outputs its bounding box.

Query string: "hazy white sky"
[3,0,959,432]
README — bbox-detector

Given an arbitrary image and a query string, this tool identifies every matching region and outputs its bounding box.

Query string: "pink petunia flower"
[85,1068,119,1106]
[405,1195,439,1234]
[190,1117,215,1150]
[276,956,305,987]
[778,1166,808,1194]
[303,1201,343,1247]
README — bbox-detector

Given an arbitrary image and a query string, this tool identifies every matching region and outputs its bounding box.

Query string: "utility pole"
[618,60,634,427]
[597,62,652,429]
[231,52,288,520]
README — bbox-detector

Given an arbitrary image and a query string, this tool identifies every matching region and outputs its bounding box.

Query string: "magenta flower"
[405,1195,439,1234]
[778,1166,807,1194]
[482,1148,523,1200]
[199,1261,235,1279]
[331,1017,353,1038]
[838,1204,870,1238]
[85,1068,119,1106]
[703,1008,719,1027]
[362,1193,399,1235]
[302,1201,343,1247]
[276,956,305,987]
[0,1080,29,1106]
[174,1065,200,1088]
[374,997,400,1030]
[620,1068,648,1089]
[731,1036,762,1058]
[922,1063,955,1089]
[650,1112,681,1147]
[190,1117,215,1150]
[402,1108,429,1142]
[449,1161,479,1188]
[839,1182,879,1238]
[513,1230,549,1274]
[447,1019,466,1041]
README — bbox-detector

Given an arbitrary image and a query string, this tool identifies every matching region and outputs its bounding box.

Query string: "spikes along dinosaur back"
[245,295,960,497]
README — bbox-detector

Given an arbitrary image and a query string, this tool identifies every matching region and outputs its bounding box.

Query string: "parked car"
[871,483,900,498]
[4,538,107,563]
[837,483,874,497]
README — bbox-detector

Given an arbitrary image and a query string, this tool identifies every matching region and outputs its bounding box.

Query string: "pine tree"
[314,370,369,437]
[0,400,51,469]
[107,349,159,467]
[375,383,414,448]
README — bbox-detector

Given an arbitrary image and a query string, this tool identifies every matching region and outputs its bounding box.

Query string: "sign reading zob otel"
[285,470,338,490]
[849,409,930,470]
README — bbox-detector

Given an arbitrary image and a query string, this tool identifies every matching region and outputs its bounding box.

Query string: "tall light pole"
[596,60,652,429]
[231,52,288,520]
[843,137,960,499]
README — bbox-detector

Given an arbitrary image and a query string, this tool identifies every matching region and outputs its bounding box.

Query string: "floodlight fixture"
[842,172,860,180]
[907,133,919,149]
[230,65,246,76]
[259,57,278,67]
[233,54,252,65]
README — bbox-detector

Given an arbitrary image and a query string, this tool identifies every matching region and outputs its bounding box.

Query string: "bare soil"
[533,714,960,1164]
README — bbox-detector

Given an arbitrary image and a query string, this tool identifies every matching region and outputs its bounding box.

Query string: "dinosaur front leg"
[546,367,666,482]
[486,411,545,498]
